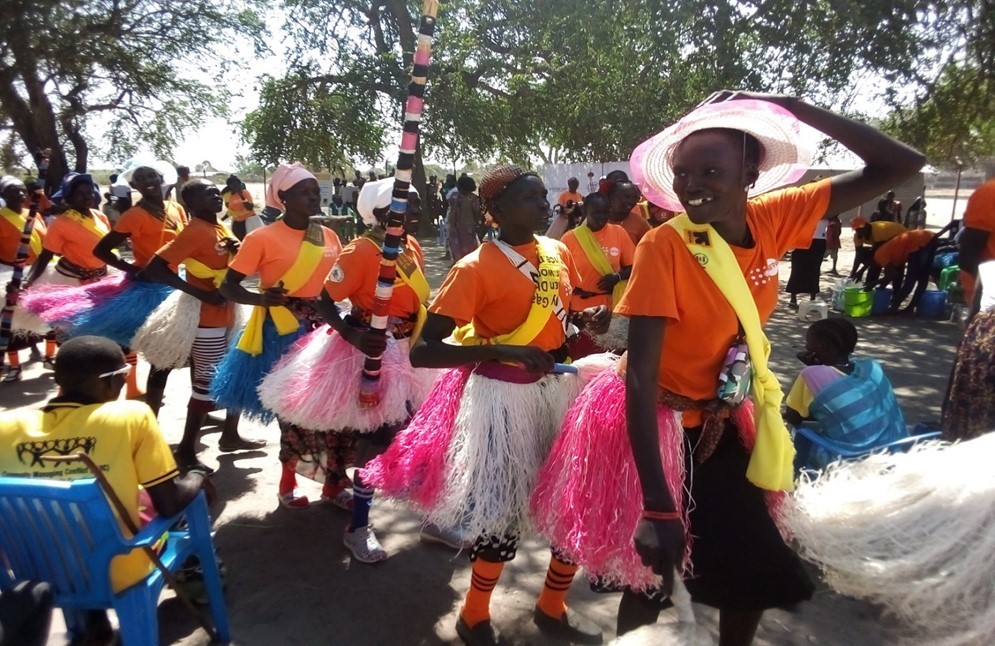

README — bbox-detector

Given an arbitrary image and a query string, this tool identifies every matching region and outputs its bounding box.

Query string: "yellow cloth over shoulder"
[0,207,43,257]
[453,236,563,348]
[359,232,431,345]
[237,223,325,356]
[666,214,795,491]
[573,222,626,307]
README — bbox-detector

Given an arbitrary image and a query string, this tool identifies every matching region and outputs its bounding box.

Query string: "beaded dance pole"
[359,0,440,407]
[0,150,49,365]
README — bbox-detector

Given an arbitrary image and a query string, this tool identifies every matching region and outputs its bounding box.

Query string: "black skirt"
[681,423,814,610]
[786,238,827,295]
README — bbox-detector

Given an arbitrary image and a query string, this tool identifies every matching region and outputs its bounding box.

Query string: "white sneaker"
[321,488,354,511]
[343,525,388,563]
[420,522,473,550]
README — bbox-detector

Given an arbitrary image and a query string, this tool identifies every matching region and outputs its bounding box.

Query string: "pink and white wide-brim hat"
[630,99,813,212]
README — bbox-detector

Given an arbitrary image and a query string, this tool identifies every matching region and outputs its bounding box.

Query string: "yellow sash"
[64,209,110,240]
[666,215,794,492]
[0,207,42,257]
[237,223,326,356]
[182,224,234,287]
[453,236,563,347]
[359,233,431,344]
[573,222,626,307]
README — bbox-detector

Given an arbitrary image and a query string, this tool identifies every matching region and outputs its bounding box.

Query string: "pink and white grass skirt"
[258,325,438,433]
[363,362,593,539]
[531,367,771,591]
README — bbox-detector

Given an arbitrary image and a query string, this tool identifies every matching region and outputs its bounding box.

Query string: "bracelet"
[642,510,681,521]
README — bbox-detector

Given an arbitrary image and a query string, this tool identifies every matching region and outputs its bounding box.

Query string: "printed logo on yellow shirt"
[17,437,97,467]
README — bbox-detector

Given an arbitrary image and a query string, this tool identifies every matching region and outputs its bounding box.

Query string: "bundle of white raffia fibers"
[572,350,620,386]
[131,290,201,369]
[784,433,995,645]
[609,576,715,646]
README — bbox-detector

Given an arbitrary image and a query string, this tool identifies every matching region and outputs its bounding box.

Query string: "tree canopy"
[240,0,993,175]
[0,0,265,189]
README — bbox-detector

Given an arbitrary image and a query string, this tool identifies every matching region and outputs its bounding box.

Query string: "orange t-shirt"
[616,179,832,427]
[114,202,188,268]
[0,208,47,265]
[43,209,111,270]
[225,189,254,222]
[557,191,584,207]
[873,230,935,267]
[961,179,995,300]
[228,221,341,297]
[619,209,651,245]
[325,235,425,319]
[155,218,235,328]
[430,237,581,352]
[561,223,636,310]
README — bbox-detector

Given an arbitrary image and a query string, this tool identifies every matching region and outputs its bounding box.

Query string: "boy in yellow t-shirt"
[0,336,211,644]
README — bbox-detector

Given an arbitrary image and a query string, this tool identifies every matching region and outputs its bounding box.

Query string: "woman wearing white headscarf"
[255,177,437,561]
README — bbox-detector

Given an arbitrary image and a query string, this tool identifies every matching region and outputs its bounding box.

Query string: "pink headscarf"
[266,162,316,210]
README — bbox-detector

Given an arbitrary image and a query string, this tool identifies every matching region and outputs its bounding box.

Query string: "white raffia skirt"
[784,433,995,646]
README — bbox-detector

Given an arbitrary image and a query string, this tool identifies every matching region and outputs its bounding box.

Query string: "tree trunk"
[0,21,70,194]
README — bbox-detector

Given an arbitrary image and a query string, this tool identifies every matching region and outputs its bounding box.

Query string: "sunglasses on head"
[97,365,132,379]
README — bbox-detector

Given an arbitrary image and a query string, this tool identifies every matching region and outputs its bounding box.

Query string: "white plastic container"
[798,300,829,322]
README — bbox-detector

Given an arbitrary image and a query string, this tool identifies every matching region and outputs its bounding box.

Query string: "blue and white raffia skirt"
[209,317,307,423]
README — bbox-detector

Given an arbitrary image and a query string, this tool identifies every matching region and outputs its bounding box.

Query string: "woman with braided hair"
[364,164,611,646]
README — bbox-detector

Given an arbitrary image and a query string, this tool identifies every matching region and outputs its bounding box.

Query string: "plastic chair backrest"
[0,476,131,605]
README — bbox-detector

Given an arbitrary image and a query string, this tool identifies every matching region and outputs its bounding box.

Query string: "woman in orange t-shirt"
[364,165,610,645]
[142,179,262,474]
[222,175,255,240]
[60,166,187,407]
[607,180,651,245]
[533,92,925,642]
[560,192,635,357]
[258,178,437,563]
[0,175,49,380]
[209,163,342,504]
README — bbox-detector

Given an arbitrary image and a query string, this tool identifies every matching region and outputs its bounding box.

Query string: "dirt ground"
[1,193,971,645]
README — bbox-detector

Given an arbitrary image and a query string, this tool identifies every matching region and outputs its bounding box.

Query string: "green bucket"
[843,287,872,318]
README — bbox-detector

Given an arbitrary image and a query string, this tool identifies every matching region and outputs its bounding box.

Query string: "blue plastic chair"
[0,477,231,645]
[792,423,942,473]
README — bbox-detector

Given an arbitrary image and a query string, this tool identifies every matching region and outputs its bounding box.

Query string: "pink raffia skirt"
[257,325,438,433]
[531,366,776,591]
[362,355,620,539]
[20,271,126,332]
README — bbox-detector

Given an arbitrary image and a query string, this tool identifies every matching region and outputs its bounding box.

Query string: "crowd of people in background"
[1,90,995,646]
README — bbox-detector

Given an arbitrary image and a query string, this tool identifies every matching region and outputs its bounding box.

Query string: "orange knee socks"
[125,352,144,398]
[536,555,578,619]
[461,559,504,628]
[6,352,20,368]
[45,338,57,360]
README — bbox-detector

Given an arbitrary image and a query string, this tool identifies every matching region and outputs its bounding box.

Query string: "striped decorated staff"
[358,0,440,407]
[0,151,49,365]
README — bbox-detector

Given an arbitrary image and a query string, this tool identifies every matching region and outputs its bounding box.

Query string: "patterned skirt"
[942,309,995,441]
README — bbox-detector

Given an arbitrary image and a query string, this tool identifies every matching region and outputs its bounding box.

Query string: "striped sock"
[536,555,578,619]
[350,481,374,529]
[461,559,504,628]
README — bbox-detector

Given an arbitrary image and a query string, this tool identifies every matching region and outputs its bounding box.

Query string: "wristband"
[642,510,681,521]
